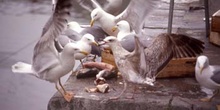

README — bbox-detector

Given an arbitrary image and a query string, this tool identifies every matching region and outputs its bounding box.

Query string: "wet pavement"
[0,0,220,110]
[0,1,85,110]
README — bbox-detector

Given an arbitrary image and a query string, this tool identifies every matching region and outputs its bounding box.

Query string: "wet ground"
[0,1,88,110]
[0,0,220,110]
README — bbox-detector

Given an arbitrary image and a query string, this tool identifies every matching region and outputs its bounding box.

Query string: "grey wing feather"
[211,65,220,84]
[80,26,108,41]
[63,29,82,41]
[125,36,146,76]
[81,26,108,56]
[103,0,125,15]
[115,0,159,34]
[120,34,152,52]
[76,0,101,12]
[144,33,204,78]
[54,39,64,53]
[142,34,173,78]
[32,0,73,74]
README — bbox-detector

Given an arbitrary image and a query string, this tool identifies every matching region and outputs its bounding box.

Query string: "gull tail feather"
[12,62,35,75]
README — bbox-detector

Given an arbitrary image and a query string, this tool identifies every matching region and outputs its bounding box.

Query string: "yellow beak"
[199,66,204,74]
[93,41,99,46]
[112,26,117,32]
[90,19,95,27]
[80,51,89,56]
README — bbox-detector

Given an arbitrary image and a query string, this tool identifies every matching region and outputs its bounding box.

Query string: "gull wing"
[210,65,220,84]
[143,33,204,78]
[115,0,159,34]
[125,36,147,76]
[76,0,104,12]
[32,0,73,74]
[127,33,204,79]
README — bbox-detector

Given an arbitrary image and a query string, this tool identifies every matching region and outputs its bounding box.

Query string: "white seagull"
[112,20,136,41]
[71,34,98,67]
[102,33,204,99]
[11,0,87,102]
[90,0,159,36]
[195,55,220,102]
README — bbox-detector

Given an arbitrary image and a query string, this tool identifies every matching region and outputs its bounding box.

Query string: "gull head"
[90,8,102,26]
[102,36,118,47]
[196,55,209,74]
[112,20,131,32]
[67,21,81,30]
[63,43,89,56]
[81,34,98,46]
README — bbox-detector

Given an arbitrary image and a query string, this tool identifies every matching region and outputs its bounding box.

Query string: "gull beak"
[90,19,95,27]
[98,41,106,46]
[112,26,117,32]
[93,41,99,46]
[199,66,204,74]
[80,51,89,56]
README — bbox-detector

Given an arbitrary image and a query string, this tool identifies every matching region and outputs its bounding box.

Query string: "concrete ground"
[0,0,219,110]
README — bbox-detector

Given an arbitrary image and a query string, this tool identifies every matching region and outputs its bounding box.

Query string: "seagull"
[102,33,204,99]
[57,21,108,60]
[56,34,98,67]
[112,20,151,52]
[69,34,98,67]
[90,0,159,36]
[67,21,85,33]
[11,0,86,102]
[112,20,136,41]
[195,55,220,102]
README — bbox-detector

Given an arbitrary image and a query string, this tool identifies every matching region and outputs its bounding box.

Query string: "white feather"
[12,62,34,74]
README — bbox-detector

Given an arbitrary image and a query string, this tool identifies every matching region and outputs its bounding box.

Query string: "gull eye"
[109,39,114,42]
[94,14,97,17]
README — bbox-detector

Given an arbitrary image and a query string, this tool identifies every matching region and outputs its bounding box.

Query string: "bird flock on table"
[11,0,219,102]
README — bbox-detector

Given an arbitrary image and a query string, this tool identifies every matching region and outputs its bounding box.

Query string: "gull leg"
[92,55,96,62]
[51,0,56,11]
[55,82,64,96]
[110,79,127,100]
[58,79,73,102]
[209,89,219,101]
[129,85,137,99]
[80,60,85,68]
[200,89,219,102]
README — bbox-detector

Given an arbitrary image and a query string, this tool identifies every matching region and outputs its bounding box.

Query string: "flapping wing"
[125,36,148,77]
[103,0,124,15]
[76,0,101,12]
[32,0,73,73]
[169,34,204,58]
[142,33,204,78]
[115,0,159,34]
[78,0,124,15]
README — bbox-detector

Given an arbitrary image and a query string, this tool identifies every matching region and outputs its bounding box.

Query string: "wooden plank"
[209,31,220,46]
[211,10,220,33]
